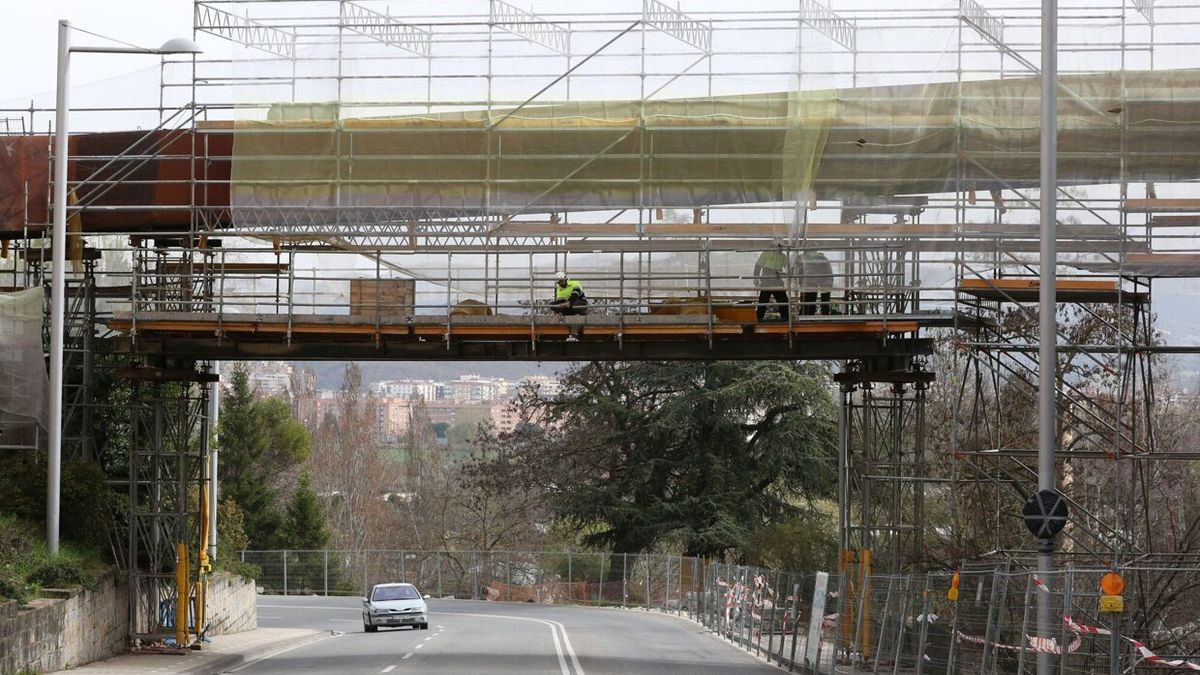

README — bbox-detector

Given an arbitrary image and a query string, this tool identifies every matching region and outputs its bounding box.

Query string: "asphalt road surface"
[238,595,780,674]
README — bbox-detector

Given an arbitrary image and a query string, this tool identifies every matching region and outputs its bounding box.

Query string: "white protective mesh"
[0,288,48,434]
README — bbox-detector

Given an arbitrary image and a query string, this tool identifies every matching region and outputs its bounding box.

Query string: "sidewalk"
[52,627,332,675]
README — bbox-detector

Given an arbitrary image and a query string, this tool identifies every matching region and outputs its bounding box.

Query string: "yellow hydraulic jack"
[175,542,190,648]
[839,548,873,665]
[174,486,212,649]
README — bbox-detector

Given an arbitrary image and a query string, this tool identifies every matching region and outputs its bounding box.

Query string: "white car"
[363,583,430,632]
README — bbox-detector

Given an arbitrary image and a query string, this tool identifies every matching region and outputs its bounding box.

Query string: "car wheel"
[420,623,429,630]
[365,624,378,633]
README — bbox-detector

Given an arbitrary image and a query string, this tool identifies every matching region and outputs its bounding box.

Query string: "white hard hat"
[555,271,567,281]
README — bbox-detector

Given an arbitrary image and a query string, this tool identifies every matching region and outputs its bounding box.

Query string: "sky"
[1,1,195,103]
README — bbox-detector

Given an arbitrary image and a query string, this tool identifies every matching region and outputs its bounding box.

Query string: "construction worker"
[754,241,789,322]
[796,249,835,316]
[550,271,588,316]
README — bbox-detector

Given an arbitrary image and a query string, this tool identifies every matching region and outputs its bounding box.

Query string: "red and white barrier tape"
[1065,616,1200,671]
[954,629,1081,655]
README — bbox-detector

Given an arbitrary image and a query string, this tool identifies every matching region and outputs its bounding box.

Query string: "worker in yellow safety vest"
[754,241,789,322]
[551,271,588,316]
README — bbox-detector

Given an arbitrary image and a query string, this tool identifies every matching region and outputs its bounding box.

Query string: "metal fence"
[240,550,1200,674]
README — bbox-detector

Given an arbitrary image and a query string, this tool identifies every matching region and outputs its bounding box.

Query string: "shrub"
[0,569,33,605]
[0,455,114,555]
[0,514,103,602]
[28,557,95,592]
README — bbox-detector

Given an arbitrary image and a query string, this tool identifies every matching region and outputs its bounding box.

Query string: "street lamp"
[48,20,202,555]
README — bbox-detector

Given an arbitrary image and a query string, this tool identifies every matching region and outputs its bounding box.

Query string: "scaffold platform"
[107,311,949,361]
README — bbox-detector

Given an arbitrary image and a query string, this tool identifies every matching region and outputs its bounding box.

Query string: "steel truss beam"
[490,0,570,55]
[642,0,712,52]
[800,0,857,52]
[194,3,296,59]
[340,1,432,56]
[1132,0,1155,24]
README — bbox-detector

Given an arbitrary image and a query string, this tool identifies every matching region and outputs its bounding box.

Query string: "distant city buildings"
[230,363,562,446]
[240,361,295,398]
[490,399,522,434]
[298,373,565,442]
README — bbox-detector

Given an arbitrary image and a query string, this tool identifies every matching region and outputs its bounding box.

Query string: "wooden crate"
[349,279,415,316]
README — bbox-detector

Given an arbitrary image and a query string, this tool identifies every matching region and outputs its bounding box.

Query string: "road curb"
[192,629,333,675]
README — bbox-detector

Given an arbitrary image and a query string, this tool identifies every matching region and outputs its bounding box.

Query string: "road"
[238,595,780,674]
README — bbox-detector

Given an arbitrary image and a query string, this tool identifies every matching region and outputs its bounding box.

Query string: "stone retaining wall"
[0,570,257,674]
[206,571,257,635]
[0,570,127,675]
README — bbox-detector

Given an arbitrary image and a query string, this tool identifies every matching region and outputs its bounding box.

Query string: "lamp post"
[1036,0,1058,671]
[48,19,201,555]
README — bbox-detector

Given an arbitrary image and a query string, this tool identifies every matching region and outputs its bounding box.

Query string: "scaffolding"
[0,0,1197,642]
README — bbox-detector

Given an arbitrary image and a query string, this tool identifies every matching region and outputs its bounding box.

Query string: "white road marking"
[424,637,433,641]
[223,632,340,672]
[437,611,581,675]
[402,653,414,660]
[546,618,586,675]
[258,604,360,610]
[382,666,396,673]
[415,643,425,649]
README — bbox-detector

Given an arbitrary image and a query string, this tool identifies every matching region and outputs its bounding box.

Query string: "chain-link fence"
[240,550,1200,673]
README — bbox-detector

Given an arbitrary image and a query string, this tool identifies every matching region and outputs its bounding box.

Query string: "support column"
[1037,0,1059,670]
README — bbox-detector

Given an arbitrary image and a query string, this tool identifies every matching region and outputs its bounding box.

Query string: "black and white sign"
[1022,489,1069,540]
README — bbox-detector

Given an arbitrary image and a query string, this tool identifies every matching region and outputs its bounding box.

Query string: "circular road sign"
[1022,489,1069,540]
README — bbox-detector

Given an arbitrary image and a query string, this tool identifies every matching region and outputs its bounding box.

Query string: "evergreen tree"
[218,365,283,549]
[283,473,330,550]
[486,361,838,557]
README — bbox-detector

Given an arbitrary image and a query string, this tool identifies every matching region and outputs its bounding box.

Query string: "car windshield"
[372,586,420,601]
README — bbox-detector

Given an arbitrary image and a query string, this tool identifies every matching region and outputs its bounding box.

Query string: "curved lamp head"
[157,37,203,54]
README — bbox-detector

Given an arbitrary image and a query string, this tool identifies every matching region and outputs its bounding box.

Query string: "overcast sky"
[2,1,195,102]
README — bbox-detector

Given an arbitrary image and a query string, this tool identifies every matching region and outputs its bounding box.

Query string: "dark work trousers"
[799,291,833,315]
[756,289,789,321]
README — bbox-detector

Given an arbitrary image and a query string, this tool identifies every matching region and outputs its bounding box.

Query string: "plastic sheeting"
[0,288,48,434]
[228,69,1200,226]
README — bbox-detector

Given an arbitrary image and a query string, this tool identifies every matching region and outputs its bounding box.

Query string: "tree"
[283,472,330,550]
[218,365,313,549]
[476,361,839,558]
[218,366,282,549]
[258,397,312,468]
[280,472,333,593]
[450,423,554,552]
[309,364,395,554]
[403,394,438,490]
